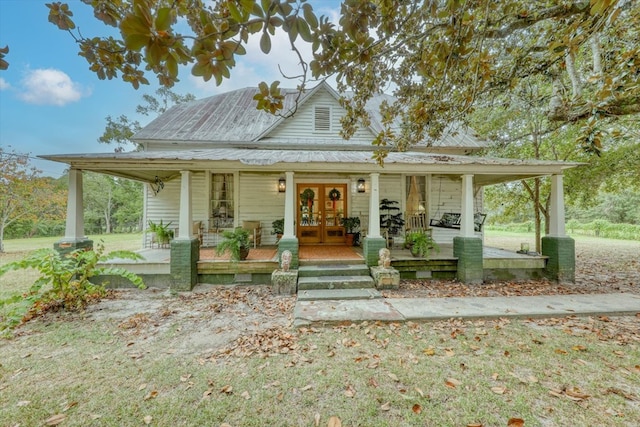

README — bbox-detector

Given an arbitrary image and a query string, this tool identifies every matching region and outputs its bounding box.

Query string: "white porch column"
[460,174,475,237]
[283,171,295,237]
[368,173,382,238]
[64,168,85,240]
[548,174,566,237]
[177,170,193,240]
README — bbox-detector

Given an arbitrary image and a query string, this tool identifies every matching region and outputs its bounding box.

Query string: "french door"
[297,184,347,244]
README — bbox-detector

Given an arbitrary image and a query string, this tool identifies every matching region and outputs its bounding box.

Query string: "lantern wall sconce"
[357,178,365,193]
[278,177,286,193]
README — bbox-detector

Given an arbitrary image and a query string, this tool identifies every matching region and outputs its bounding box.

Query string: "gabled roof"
[132,82,488,151]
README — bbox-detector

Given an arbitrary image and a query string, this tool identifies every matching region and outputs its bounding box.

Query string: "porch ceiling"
[40,149,581,186]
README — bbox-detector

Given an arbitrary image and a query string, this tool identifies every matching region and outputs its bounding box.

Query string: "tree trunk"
[0,220,5,253]
[534,177,542,253]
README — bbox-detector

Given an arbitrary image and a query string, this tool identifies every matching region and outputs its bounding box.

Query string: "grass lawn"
[0,233,639,426]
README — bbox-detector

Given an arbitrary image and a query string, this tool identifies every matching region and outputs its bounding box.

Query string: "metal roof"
[132,82,489,150]
[40,148,580,187]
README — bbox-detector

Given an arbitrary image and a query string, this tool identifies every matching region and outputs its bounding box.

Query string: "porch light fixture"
[278,177,286,193]
[150,175,165,196]
[357,178,365,193]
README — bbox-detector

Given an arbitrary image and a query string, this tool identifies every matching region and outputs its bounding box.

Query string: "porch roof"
[40,148,580,187]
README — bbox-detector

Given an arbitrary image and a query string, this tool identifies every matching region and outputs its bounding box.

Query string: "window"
[211,173,234,229]
[314,106,331,131]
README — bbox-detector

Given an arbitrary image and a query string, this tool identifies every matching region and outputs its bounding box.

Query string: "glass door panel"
[297,184,348,244]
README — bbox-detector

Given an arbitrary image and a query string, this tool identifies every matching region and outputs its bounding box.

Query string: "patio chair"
[242,220,262,248]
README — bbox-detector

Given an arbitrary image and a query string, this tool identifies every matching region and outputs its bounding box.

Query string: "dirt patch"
[84,286,296,358]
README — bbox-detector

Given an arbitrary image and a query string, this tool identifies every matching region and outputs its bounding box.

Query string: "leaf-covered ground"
[1,234,638,426]
[385,234,640,299]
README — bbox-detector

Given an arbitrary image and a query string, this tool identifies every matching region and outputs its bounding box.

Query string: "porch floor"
[121,244,544,264]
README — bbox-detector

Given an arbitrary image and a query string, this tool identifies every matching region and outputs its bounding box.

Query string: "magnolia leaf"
[260,31,271,54]
[45,414,66,426]
[327,416,342,427]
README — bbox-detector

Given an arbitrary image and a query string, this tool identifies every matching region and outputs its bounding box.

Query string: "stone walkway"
[293,292,640,326]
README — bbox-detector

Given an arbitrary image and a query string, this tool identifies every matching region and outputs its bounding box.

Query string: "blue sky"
[0,0,339,177]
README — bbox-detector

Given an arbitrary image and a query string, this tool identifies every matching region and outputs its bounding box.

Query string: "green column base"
[363,237,387,267]
[453,236,483,284]
[54,238,94,256]
[542,236,575,283]
[170,238,200,291]
[278,237,299,269]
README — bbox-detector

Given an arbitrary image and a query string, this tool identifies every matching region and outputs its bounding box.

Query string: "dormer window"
[314,106,331,132]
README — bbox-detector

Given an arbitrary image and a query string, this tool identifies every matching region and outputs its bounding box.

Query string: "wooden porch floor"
[123,244,545,264]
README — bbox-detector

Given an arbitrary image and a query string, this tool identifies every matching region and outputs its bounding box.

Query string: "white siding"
[238,172,286,245]
[267,90,375,143]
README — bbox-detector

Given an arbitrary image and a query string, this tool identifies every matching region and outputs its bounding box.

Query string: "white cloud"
[18,68,88,106]
[0,77,9,90]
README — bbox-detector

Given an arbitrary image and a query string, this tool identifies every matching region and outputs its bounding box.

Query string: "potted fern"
[271,218,284,242]
[216,227,251,261]
[404,231,439,258]
[147,219,174,246]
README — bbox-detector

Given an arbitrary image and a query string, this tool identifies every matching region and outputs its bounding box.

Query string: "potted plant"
[404,231,439,257]
[216,227,251,261]
[342,216,361,246]
[380,199,405,246]
[271,218,284,242]
[147,219,174,246]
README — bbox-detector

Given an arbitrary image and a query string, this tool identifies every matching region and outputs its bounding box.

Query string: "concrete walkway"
[293,292,640,326]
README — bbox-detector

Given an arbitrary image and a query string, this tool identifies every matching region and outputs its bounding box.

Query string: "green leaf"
[155,7,173,31]
[302,3,318,28]
[260,31,271,53]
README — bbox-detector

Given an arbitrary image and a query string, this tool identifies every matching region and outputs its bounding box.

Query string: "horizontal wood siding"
[144,178,181,247]
[268,90,374,143]
[239,172,285,245]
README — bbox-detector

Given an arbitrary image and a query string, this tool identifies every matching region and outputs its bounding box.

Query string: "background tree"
[0,148,66,252]
[33,0,639,159]
[99,87,195,151]
[83,172,143,234]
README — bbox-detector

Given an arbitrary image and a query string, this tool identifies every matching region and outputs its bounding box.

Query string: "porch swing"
[428,177,487,232]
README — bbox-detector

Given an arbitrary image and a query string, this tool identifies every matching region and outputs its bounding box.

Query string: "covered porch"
[99,242,547,288]
[43,150,577,289]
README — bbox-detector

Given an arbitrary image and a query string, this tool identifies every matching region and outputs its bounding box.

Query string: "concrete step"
[297,275,375,291]
[299,259,364,267]
[297,288,382,301]
[298,264,370,278]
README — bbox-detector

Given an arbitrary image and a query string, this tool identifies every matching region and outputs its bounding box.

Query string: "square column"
[363,172,386,266]
[542,174,575,283]
[54,168,92,254]
[171,170,199,291]
[454,175,483,283]
[278,171,299,269]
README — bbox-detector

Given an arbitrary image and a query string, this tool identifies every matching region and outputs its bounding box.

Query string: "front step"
[298,264,370,278]
[297,288,382,301]
[297,274,375,290]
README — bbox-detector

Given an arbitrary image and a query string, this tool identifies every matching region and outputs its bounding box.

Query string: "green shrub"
[0,243,145,335]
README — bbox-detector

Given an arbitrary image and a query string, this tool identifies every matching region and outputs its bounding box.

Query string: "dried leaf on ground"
[45,414,66,426]
[327,416,342,427]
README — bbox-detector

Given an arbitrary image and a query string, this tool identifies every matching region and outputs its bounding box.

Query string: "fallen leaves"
[548,386,590,402]
[45,414,66,426]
